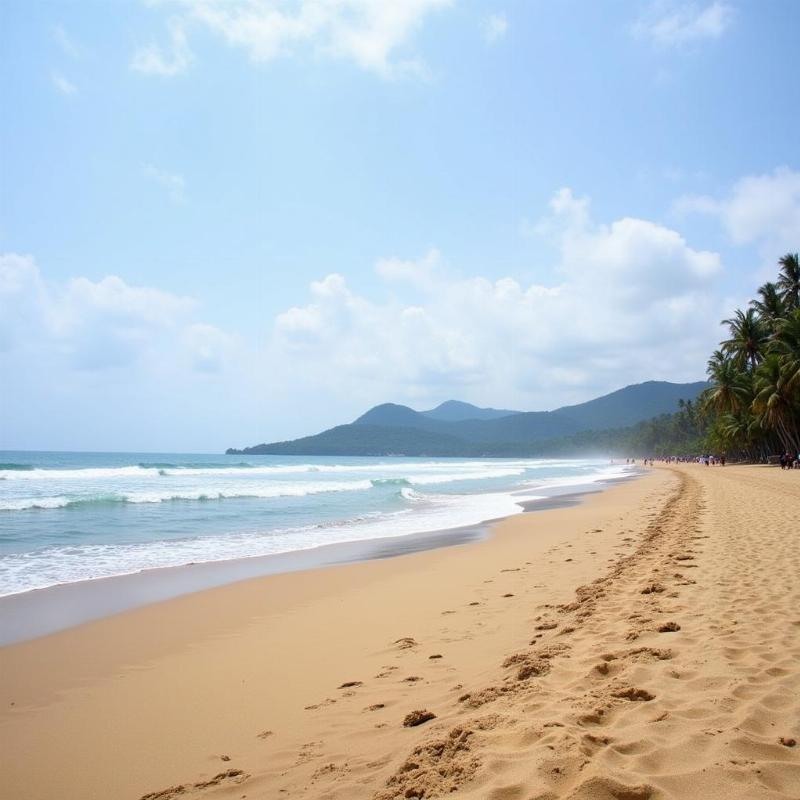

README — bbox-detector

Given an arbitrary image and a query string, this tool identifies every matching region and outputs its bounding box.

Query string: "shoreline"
[4,465,794,799]
[0,478,631,645]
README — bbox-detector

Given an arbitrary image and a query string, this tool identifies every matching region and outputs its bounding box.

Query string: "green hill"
[420,400,521,422]
[228,380,708,456]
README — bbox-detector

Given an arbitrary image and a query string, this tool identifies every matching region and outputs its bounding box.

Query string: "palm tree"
[704,354,750,415]
[777,252,800,310]
[753,353,799,452]
[699,251,799,461]
[721,308,768,370]
[750,282,785,333]
[771,308,800,394]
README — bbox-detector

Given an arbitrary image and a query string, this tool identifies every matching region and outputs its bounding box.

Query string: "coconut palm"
[750,282,785,333]
[777,252,800,310]
[704,354,750,415]
[721,308,769,370]
[771,308,800,393]
[753,353,799,452]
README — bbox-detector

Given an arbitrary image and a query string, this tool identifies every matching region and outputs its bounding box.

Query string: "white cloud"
[632,1,733,47]
[0,254,48,353]
[1,190,727,447]
[0,254,261,450]
[675,166,800,260]
[484,13,507,44]
[143,164,186,203]
[181,323,240,373]
[131,18,193,76]
[50,26,82,97]
[0,253,231,372]
[53,25,83,59]
[272,189,723,409]
[375,248,445,290]
[51,71,77,95]
[134,0,451,78]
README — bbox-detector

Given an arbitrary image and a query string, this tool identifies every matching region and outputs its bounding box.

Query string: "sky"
[1,0,799,452]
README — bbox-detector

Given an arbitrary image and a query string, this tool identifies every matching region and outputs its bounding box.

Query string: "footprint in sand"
[658,621,681,633]
[612,687,656,702]
[403,709,436,727]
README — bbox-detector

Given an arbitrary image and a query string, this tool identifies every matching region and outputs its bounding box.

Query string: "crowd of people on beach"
[616,453,800,469]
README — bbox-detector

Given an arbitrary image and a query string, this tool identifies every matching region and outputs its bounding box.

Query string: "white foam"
[0,488,531,596]
[0,458,585,482]
[0,496,72,511]
[0,457,636,596]
[0,480,379,510]
[408,468,526,485]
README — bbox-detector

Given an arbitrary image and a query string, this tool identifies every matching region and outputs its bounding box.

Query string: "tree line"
[536,253,799,461]
[702,252,799,460]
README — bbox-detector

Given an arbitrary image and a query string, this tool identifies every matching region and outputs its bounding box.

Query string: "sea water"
[0,452,634,596]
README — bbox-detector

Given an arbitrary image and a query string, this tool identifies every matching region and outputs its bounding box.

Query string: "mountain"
[249,424,475,457]
[420,400,521,422]
[354,403,445,431]
[353,402,577,444]
[228,380,709,456]
[550,381,710,431]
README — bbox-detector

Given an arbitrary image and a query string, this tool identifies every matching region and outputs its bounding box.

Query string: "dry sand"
[1,464,799,799]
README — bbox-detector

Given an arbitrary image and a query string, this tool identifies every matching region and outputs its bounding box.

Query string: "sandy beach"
[2,464,799,799]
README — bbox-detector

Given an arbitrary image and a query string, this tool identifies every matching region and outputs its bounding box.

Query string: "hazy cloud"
[0,253,220,372]
[484,13,508,44]
[131,18,193,76]
[675,166,800,261]
[52,25,83,59]
[143,164,186,203]
[632,1,733,47]
[134,0,452,78]
[51,71,77,95]
[273,188,723,409]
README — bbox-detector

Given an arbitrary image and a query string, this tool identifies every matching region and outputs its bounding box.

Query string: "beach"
[1,464,799,799]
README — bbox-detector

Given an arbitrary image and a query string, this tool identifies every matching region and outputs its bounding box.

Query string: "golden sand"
[1,465,799,799]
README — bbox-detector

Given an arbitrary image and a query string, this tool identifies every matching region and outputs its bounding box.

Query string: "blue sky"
[1,0,799,452]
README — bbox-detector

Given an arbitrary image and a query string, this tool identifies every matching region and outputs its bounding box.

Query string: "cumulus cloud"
[675,166,800,261]
[375,248,446,291]
[1,187,729,447]
[484,13,508,44]
[143,164,187,203]
[0,253,239,372]
[0,254,49,353]
[632,1,733,47]
[134,0,451,78]
[272,189,723,410]
[181,323,240,373]
[131,18,193,76]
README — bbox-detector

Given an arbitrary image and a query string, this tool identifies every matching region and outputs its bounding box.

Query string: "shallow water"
[0,451,633,596]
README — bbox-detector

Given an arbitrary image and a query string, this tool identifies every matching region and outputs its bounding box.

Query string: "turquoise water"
[0,451,633,596]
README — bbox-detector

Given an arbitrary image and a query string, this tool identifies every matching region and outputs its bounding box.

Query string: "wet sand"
[0,487,604,646]
[1,465,798,799]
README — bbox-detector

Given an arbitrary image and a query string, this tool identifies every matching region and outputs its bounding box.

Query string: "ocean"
[0,451,634,597]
